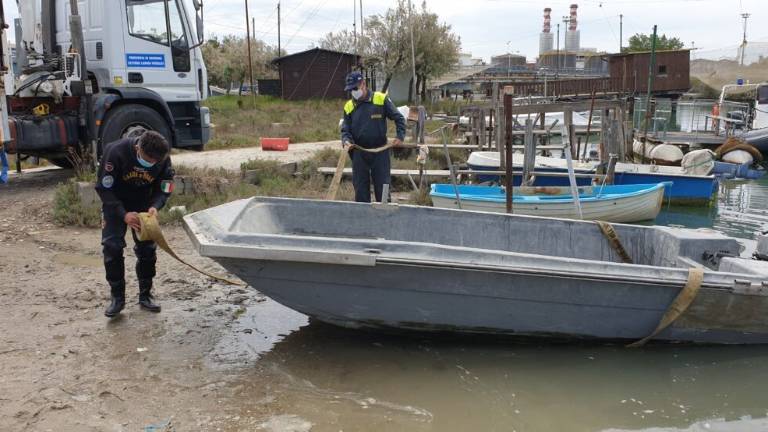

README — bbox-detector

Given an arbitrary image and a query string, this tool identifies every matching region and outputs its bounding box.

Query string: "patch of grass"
[425,98,473,116]
[53,180,101,228]
[203,95,343,150]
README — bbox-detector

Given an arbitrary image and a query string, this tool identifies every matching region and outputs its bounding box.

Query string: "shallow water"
[215,178,768,432]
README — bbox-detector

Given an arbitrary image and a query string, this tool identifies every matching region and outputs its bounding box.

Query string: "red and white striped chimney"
[543,8,552,33]
[569,4,578,31]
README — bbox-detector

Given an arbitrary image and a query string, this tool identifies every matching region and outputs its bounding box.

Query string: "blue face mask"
[137,152,155,168]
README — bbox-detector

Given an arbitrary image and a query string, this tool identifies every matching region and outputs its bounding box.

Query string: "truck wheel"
[100,104,172,151]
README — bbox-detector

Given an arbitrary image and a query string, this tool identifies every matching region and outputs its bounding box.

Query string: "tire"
[99,104,172,154]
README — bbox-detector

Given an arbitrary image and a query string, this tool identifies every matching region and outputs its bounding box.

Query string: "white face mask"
[351,89,364,100]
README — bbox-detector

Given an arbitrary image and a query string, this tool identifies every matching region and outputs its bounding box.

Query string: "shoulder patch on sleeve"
[101,175,114,189]
[160,180,174,193]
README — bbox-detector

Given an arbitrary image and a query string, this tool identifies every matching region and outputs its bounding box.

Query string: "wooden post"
[582,89,597,160]
[563,109,574,158]
[600,108,610,164]
[523,119,536,186]
[492,82,500,150]
[479,110,487,150]
[504,94,514,213]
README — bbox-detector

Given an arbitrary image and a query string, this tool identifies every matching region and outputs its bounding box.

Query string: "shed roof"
[608,49,692,58]
[272,47,360,65]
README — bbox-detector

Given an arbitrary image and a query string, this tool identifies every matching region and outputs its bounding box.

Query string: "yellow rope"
[325,141,407,201]
[627,268,704,348]
[596,221,633,264]
[137,212,245,286]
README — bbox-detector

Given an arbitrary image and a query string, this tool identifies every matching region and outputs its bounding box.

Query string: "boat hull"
[184,197,768,344]
[430,184,666,223]
[212,257,768,344]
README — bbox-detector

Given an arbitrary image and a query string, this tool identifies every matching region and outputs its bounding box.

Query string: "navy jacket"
[95,138,175,219]
[341,90,406,149]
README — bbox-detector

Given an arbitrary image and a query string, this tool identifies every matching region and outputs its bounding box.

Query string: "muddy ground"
[0,168,313,431]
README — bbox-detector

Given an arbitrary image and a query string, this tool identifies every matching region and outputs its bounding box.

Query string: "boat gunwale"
[469,152,718,180]
[182,197,767,293]
[429,182,668,204]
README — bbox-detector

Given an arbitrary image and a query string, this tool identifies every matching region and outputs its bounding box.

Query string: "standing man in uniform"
[95,130,175,318]
[341,71,407,203]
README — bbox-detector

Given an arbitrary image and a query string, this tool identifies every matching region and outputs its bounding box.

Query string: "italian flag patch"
[161,180,174,193]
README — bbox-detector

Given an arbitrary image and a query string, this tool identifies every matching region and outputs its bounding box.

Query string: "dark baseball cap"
[344,71,364,91]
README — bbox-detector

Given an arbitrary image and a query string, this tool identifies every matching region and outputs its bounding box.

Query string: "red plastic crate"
[260,137,290,151]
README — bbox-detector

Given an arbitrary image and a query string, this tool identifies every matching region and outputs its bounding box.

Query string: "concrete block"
[76,181,99,206]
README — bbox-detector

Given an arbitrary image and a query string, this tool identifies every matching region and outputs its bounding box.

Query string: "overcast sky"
[202,0,767,61]
[4,0,766,62]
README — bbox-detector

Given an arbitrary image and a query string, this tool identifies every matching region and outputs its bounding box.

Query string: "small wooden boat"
[430,183,668,223]
[184,197,768,344]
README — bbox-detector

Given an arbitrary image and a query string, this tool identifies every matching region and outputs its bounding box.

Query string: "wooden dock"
[317,167,603,179]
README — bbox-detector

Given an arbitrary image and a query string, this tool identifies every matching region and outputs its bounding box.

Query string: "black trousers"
[102,208,157,288]
[351,149,391,203]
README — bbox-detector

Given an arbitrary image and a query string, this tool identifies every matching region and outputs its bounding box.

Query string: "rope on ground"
[596,221,633,264]
[627,268,704,348]
[137,212,245,286]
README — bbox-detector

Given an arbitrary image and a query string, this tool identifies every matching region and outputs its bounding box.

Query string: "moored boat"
[184,196,768,344]
[466,152,717,203]
[429,183,668,223]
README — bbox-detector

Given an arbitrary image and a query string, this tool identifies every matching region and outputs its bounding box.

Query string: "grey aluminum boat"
[183,197,768,344]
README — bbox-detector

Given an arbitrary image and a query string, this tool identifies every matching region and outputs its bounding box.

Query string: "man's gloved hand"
[343,141,354,152]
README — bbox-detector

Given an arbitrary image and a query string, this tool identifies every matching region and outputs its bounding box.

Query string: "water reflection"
[223,301,768,432]
[657,177,768,256]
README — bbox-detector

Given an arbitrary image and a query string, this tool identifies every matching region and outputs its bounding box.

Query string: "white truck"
[3,0,209,168]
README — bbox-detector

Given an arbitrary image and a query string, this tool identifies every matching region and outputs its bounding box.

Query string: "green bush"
[53,180,101,228]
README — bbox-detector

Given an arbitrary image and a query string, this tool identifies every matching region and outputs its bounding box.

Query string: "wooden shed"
[608,49,691,95]
[273,48,361,100]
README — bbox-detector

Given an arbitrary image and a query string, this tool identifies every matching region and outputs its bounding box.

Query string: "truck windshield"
[127,0,169,46]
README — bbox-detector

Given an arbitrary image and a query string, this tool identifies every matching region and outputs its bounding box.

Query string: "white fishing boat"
[430,183,668,223]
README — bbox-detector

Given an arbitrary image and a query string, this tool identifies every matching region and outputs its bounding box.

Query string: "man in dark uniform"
[95,130,175,318]
[341,71,407,203]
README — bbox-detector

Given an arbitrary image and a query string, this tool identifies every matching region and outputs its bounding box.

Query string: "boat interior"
[217,198,742,270]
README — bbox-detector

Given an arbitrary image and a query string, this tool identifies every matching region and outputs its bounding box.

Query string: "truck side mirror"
[192,1,204,43]
[196,13,204,43]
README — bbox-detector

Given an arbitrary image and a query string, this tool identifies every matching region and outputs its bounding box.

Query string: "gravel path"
[172,140,340,171]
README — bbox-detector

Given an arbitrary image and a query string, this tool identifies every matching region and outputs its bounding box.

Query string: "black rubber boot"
[105,281,126,318]
[138,279,161,313]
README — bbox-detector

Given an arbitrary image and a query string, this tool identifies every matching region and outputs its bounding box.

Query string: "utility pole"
[555,23,560,79]
[353,0,357,52]
[244,0,255,104]
[740,12,750,66]
[277,2,281,56]
[619,14,623,53]
[359,0,364,39]
[562,15,571,74]
[408,0,418,103]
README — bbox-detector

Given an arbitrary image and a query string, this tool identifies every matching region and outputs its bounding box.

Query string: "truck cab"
[7,0,210,166]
